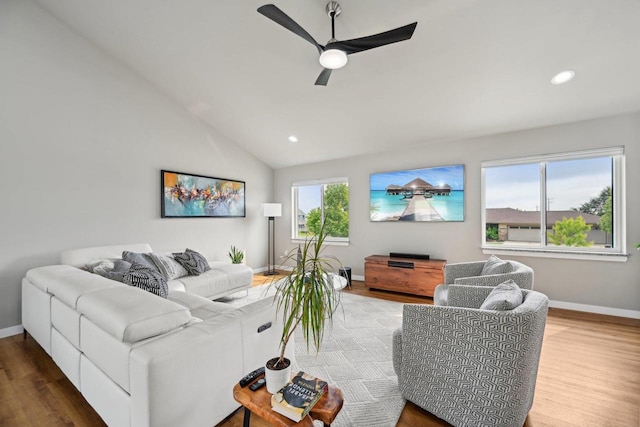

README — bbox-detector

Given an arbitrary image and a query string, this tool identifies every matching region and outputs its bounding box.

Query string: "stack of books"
[271,371,328,422]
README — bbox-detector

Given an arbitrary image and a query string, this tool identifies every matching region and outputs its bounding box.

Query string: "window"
[481,147,626,259]
[292,178,349,243]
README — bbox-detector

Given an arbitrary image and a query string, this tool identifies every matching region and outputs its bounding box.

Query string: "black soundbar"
[388,260,414,269]
[390,252,430,260]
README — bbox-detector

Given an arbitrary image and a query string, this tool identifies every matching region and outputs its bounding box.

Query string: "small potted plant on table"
[264,221,342,393]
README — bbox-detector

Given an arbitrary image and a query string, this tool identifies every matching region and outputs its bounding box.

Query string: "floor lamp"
[262,203,282,276]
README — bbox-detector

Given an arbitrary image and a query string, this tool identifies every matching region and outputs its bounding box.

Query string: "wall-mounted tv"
[370,164,464,222]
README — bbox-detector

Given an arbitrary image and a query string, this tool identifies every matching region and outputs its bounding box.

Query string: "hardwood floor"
[1,277,638,426]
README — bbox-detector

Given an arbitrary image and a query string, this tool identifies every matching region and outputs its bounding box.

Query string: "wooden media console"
[364,255,446,297]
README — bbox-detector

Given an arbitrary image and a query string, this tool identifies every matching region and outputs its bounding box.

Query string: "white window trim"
[482,247,628,262]
[291,238,350,247]
[481,147,627,261]
[291,177,350,244]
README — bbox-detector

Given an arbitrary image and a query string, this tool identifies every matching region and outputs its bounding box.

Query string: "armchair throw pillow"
[172,249,211,276]
[480,280,523,311]
[481,255,512,276]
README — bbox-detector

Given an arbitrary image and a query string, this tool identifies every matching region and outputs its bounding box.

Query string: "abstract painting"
[161,170,245,218]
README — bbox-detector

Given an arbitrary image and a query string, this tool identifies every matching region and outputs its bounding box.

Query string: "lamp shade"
[262,203,282,217]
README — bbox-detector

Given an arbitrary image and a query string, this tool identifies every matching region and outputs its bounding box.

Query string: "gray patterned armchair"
[393,286,548,427]
[434,257,534,306]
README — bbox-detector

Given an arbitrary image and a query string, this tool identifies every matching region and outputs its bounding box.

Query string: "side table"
[233,381,344,427]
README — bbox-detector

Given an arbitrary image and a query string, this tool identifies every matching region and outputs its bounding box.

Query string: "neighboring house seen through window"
[292,178,349,243]
[481,147,626,259]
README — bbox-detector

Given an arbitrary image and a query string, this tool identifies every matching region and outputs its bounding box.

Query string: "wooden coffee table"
[233,380,344,427]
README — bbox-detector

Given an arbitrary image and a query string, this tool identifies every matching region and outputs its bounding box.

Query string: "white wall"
[274,113,640,314]
[0,0,273,330]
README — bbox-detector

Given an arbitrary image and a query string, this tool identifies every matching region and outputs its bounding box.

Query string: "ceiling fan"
[257,2,417,86]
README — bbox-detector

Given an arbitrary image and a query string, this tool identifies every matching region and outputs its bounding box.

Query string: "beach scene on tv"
[370,165,464,222]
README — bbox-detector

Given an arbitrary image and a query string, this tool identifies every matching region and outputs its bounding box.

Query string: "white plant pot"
[265,357,291,394]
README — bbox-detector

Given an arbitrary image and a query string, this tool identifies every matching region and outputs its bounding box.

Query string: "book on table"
[270,371,328,422]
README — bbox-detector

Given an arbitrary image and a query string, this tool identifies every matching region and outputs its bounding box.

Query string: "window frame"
[481,147,627,261]
[291,177,350,245]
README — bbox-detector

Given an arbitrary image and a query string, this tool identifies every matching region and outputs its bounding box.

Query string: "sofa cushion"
[80,316,138,393]
[76,286,191,342]
[26,265,121,308]
[174,263,252,299]
[167,291,235,320]
[480,280,523,311]
[150,253,188,280]
[123,263,168,298]
[80,353,131,426]
[172,249,211,276]
[480,255,512,276]
[174,272,229,298]
[51,297,82,349]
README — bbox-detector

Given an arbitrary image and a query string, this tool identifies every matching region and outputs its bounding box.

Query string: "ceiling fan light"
[551,70,575,85]
[319,49,348,69]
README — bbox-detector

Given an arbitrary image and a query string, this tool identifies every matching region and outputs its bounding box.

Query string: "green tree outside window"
[547,216,593,247]
[305,183,349,238]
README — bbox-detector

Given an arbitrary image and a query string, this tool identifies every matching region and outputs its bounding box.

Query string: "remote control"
[249,377,266,391]
[239,367,265,387]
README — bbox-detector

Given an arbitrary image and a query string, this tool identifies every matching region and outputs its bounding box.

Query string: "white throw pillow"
[149,252,188,280]
[85,259,115,276]
[480,280,523,311]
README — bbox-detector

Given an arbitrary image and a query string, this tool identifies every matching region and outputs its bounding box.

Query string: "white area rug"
[221,288,407,426]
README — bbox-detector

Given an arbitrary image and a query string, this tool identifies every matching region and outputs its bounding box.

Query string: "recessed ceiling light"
[288,135,299,143]
[551,70,575,85]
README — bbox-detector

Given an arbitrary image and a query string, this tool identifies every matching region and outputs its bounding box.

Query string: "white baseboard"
[0,325,23,339]
[549,300,640,319]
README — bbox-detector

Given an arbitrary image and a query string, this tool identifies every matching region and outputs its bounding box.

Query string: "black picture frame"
[161,170,246,218]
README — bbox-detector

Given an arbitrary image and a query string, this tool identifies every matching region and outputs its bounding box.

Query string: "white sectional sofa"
[21,244,291,427]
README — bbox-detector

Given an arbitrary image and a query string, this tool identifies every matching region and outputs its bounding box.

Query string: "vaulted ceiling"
[34,0,640,169]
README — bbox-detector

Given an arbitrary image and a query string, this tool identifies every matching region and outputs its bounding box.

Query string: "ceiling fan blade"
[257,4,323,54]
[328,22,417,55]
[315,68,332,86]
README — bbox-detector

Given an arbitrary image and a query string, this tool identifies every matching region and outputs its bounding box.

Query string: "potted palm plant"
[264,221,342,393]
